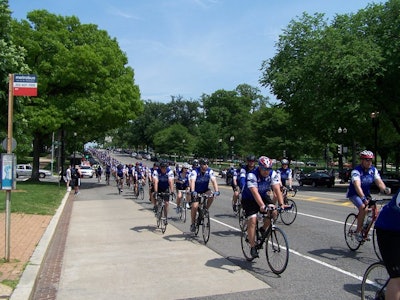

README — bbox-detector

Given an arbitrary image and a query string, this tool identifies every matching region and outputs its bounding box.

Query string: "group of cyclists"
[89,147,399,298]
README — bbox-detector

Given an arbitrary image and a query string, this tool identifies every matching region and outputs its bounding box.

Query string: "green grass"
[0,181,65,215]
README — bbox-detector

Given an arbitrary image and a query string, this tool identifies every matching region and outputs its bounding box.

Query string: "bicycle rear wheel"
[265,226,289,274]
[202,210,210,244]
[344,213,361,251]
[194,209,200,235]
[372,227,382,261]
[139,187,144,200]
[280,199,297,225]
[361,261,388,300]
[181,201,187,223]
[240,229,255,262]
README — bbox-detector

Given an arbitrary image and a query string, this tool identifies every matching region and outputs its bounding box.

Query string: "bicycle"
[135,179,145,200]
[176,189,190,223]
[116,177,123,194]
[361,261,389,300]
[193,192,218,244]
[155,192,172,234]
[344,197,391,260]
[279,187,298,225]
[105,172,110,185]
[241,204,290,275]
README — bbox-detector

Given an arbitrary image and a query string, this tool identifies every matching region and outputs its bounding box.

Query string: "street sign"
[1,138,17,151]
[13,74,38,96]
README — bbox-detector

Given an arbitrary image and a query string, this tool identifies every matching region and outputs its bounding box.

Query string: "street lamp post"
[182,139,185,160]
[370,112,379,166]
[337,127,347,172]
[229,136,235,162]
[73,132,77,167]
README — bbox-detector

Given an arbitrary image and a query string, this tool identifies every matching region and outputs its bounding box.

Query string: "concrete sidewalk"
[11,181,268,299]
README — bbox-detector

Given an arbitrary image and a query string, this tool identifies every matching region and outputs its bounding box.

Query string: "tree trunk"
[31,131,41,181]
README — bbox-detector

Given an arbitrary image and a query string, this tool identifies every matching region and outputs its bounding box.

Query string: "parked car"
[16,164,52,178]
[371,172,400,194]
[79,165,94,178]
[135,154,143,160]
[298,171,335,188]
[306,161,317,166]
[130,152,137,158]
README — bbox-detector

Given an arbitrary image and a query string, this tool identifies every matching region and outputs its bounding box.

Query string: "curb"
[10,191,70,300]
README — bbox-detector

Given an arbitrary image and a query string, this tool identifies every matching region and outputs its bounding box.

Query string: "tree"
[0,0,30,152]
[260,1,400,167]
[11,10,142,179]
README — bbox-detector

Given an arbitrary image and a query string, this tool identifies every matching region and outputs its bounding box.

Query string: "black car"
[298,171,335,188]
[371,172,400,194]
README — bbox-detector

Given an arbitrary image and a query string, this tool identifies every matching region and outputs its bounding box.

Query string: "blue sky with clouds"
[9,0,383,102]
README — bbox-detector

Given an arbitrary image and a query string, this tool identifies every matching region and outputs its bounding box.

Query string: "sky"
[9,0,384,103]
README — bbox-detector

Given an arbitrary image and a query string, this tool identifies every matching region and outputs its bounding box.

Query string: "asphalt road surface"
[100,152,384,299]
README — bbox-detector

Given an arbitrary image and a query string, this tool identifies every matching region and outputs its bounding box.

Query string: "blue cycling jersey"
[346,165,381,198]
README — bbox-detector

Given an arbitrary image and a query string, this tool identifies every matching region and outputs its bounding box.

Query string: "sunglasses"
[260,166,271,171]
[363,158,373,162]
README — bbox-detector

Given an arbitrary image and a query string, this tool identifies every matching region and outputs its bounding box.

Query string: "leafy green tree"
[0,0,30,152]
[11,10,142,179]
[260,1,400,168]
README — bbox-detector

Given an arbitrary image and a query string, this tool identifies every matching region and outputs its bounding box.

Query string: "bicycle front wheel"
[344,213,361,251]
[156,205,163,229]
[265,226,289,275]
[202,210,211,244]
[280,199,297,225]
[182,201,187,223]
[361,261,388,300]
[372,227,382,261]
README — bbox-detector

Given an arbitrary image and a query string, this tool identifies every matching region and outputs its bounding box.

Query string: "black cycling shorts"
[376,227,400,278]
[242,195,273,218]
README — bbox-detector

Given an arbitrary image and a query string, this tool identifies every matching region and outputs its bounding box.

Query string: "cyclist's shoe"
[164,219,168,225]
[250,247,259,259]
[356,232,364,242]
[120,189,123,193]
[190,223,196,233]
[186,202,191,209]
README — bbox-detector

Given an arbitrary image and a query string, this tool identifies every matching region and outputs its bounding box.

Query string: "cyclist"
[96,165,103,183]
[230,165,240,212]
[116,164,125,193]
[152,161,175,224]
[175,162,190,214]
[149,162,159,210]
[346,150,391,242]
[189,158,220,233]
[126,163,135,189]
[135,162,145,196]
[241,156,285,259]
[105,164,111,184]
[277,159,293,190]
[238,155,257,190]
[375,191,400,299]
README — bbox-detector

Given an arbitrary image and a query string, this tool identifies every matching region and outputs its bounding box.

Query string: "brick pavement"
[0,213,53,298]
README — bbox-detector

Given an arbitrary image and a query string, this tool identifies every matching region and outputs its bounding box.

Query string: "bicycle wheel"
[238,206,247,232]
[361,261,388,300]
[240,229,255,262]
[280,199,297,225]
[194,209,200,235]
[265,226,289,275]
[156,205,163,228]
[182,201,187,223]
[139,187,144,200]
[202,210,211,244]
[160,207,167,234]
[344,213,361,251]
[372,227,382,261]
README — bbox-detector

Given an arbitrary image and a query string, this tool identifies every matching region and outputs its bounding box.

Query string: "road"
[100,152,382,299]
